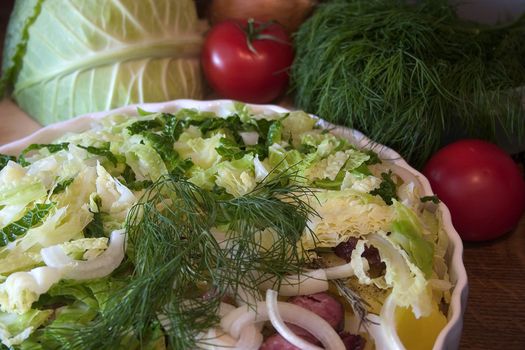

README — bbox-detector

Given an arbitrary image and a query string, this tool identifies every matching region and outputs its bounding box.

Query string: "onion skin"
[206,0,317,33]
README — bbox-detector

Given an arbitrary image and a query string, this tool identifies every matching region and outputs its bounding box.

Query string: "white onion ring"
[235,324,263,350]
[41,229,125,280]
[265,289,345,350]
[258,269,329,296]
[221,294,345,350]
[324,261,355,280]
[197,327,236,350]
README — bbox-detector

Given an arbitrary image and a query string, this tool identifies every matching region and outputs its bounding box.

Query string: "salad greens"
[1,0,204,125]
[0,104,450,348]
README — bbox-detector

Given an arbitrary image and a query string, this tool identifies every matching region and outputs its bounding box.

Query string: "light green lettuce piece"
[0,251,41,276]
[0,266,62,314]
[60,237,108,260]
[188,166,217,191]
[0,162,46,227]
[118,135,167,181]
[0,308,53,347]
[26,144,90,188]
[389,200,434,278]
[300,131,349,157]
[308,149,369,181]
[341,171,381,193]
[267,144,318,183]
[174,132,223,170]
[367,232,433,318]
[281,111,317,147]
[253,155,270,182]
[4,0,204,124]
[95,163,136,224]
[7,167,96,257]
[301,189,394,250]
[215,154,256,197]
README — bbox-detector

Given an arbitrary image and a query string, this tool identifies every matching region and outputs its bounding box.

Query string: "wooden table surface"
[1,1,524,350]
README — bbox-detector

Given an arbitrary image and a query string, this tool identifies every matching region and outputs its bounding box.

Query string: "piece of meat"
[333,237,359,262]
[259,329,367,350]
[339,331,366,350]
[288,292,344,331]
[259,333,309,350]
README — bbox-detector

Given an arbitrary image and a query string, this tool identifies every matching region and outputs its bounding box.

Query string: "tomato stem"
[243,18,290,54]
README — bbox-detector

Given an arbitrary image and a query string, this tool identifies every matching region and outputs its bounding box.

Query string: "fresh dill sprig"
[50,173,318,349]
[216,170,319,295]
[292,0,525,167]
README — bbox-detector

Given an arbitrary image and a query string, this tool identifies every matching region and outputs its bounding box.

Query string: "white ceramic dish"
[0,99,467,350]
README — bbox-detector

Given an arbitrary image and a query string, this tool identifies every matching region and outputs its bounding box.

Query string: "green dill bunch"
[291,0,525,167]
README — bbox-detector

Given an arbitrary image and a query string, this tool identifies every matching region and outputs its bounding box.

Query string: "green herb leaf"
[370,171,398,205]
[120,165,153,191]
[84,196,105,238]
[0,153,16,170]
[52,178,74,195]
[420,195,440,204]
[0,203,54,246]
[78,143,122,166]
[18,142,70,166]
[267,120,283,146]
[127,119,163,135]
[215,137,246,160]
[364,150,381,165]
[161,113,184,142]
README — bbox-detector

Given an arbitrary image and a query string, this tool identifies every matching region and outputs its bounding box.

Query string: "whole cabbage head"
[1,0,205,125]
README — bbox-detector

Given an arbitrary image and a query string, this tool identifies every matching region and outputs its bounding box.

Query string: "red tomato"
[423,140,525,241]
[201,19,294,103]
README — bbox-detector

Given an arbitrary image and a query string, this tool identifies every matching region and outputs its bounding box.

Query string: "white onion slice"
[324,262,355,280]
[367,294,406,350]
[221,304,266,339]
[235,324,263,350]
[221,295,345,350]
[41,229,125,280]
[197,327,237,350]
[239,131,259,146]
[219,302,237,318]
[258,269,329,296]
[266,289,345,350]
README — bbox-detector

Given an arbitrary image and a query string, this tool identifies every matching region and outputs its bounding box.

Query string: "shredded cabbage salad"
[0,103,452,349]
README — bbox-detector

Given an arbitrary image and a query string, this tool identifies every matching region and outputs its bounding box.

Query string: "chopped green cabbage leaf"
[281,111,317,147]
[0,203,54,247]
[389,200,434,278]
[301,189,394,250]
[367,233,433,318]
[215,154,256,197]
[0,308,52,347]
[0,267,61,314]
[174,132,223,170]
[0,162,46,228]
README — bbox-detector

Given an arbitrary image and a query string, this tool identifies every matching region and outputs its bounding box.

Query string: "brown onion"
[207,0,317,33]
